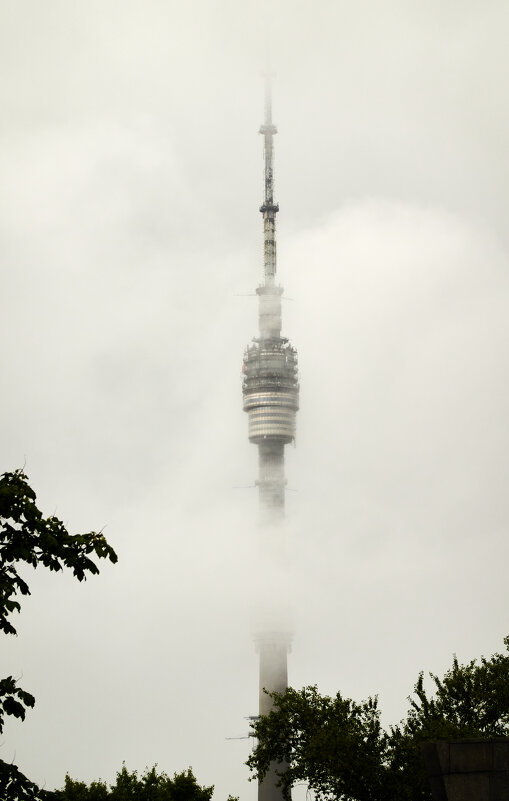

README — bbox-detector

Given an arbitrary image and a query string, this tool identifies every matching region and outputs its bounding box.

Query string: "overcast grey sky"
[2,1,509,798]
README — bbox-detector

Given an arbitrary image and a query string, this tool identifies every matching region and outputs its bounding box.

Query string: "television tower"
[242,74,299,801]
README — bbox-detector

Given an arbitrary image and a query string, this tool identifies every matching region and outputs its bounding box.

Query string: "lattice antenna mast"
[259,73,279,287]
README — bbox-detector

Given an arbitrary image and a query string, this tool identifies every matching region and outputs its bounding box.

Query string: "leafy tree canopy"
[247,635,509,801]
[0,469,117,638]
[52,764,217,801]
[51,765,239,801]
[0,469,118,801]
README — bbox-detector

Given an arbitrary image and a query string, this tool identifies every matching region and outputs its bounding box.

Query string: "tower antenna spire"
[259,68,279,287]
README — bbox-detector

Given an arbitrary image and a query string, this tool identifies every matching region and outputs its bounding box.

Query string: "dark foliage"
[0,469,117,638]
[0,760,55,801]
[247,635,509,801]
[52,764,225,801]
[0,469,118,800]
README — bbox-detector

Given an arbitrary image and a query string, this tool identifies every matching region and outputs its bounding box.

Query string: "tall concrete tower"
[242,75,299,801]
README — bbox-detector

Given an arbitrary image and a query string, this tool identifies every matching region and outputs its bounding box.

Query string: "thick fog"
[2,2,509,799]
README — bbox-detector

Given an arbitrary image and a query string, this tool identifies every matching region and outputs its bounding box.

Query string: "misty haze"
[2,2,509,800]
